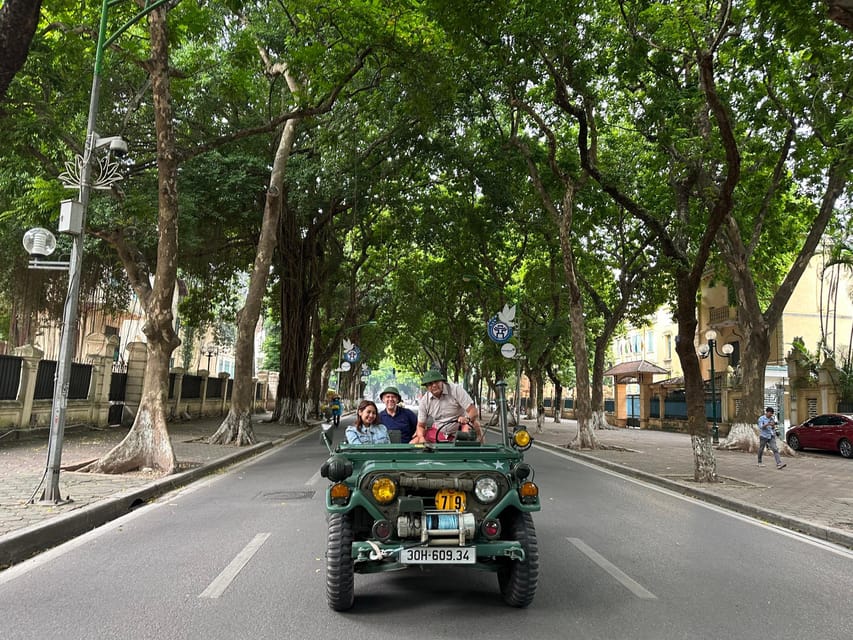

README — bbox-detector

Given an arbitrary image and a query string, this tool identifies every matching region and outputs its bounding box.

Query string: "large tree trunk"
[209,118,298,445]
[275,199,318,425]
[0,0,43,102]
[515,134,602,450]
[590,335,616,429]
[556,189,599,450]
[553,384,563,423]
[675,277,718,482]
[84,338,176,473]
[82,7,178,474]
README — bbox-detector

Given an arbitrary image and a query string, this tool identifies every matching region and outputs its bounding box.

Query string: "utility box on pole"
[58,199,84,235]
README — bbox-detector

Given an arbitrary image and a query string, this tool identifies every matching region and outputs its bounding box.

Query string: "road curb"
[534,439,853,550]
[0,426,312,569]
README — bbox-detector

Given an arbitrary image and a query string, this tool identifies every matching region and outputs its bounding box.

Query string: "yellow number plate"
[435,489,466,511]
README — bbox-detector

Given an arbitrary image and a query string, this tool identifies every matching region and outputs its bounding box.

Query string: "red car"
[786,413,853,458]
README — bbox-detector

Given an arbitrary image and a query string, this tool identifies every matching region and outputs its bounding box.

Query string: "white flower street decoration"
[58,153,124,191]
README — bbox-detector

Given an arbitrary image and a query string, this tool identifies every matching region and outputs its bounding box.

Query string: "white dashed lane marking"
[566,537,658,600]
[199,533,271,599]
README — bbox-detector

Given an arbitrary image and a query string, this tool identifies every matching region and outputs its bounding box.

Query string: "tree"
[827,0,853,30]
[711,3,852,452]
[84,4,181,473]
[0,0,42,102]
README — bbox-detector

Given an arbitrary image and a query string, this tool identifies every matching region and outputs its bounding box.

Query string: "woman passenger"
[345,400,391,444]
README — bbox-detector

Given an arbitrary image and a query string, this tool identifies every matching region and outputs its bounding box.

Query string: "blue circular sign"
[343,345,361,363]
[487,316,513,344]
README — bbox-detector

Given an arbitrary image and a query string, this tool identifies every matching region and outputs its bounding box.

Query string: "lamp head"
[721,343,734,356]
[704,329,717,342]
[94,135,129,157]
[698,344,710,358]
[23,228,57,258]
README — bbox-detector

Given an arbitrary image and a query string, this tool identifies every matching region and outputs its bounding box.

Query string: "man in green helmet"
[410,369,483,444]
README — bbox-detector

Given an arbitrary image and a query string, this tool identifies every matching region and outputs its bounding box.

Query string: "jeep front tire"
[498,511,539,607]
[326,513,355,611]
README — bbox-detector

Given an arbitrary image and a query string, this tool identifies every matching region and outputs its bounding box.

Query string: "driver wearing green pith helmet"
[410,369,483,444]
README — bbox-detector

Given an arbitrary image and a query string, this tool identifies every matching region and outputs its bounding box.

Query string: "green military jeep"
[320,384,540,611]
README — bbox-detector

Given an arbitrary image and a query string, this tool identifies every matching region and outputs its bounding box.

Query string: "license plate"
[435,489,466,511]
[400,547,476,564]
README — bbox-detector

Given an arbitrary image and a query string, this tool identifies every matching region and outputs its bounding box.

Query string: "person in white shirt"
[410,370,483,443]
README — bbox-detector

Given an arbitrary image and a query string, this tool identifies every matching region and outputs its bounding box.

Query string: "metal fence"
[0,355,22,400]
[649,395,721,421]
[207,376,223,398]
[182,374,202,399]
[33,360,92,400]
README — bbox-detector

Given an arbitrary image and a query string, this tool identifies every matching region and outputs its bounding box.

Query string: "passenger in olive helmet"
[378,386,417,443]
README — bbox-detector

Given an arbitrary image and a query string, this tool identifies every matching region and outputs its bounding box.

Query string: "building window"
[645,330,654,354]
[807,398,817,418]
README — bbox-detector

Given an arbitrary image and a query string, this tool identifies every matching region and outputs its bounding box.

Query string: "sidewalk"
[517,414,853,549]
[1,412,851,571]
[0,414,312,569]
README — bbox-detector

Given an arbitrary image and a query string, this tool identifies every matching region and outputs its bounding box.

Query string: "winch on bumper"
[350,507,529,567]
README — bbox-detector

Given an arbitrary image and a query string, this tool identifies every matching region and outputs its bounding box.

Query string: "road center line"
[199,533,271,599]
[566,537,657,600]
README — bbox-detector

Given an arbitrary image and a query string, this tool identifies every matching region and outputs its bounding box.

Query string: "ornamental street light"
[24,0,172,505]
[698,329,734,445]
[204,344,218,373]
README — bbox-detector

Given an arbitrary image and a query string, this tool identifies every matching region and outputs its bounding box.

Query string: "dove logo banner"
[342,338,362,363]
[487,304,516,344]
[487,315,513,343]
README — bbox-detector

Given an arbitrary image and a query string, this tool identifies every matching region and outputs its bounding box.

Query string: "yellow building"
[609,250,853,426]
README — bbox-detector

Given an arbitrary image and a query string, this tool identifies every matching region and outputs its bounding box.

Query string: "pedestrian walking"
[757,407,786,469]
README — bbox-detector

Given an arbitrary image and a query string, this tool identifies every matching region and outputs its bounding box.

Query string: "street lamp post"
[698,329,734,445]
[25,0,172,505]
[204,345,217,373]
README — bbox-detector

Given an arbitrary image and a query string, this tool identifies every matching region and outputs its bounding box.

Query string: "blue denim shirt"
[757,414,777,439]
[345,423,390,444]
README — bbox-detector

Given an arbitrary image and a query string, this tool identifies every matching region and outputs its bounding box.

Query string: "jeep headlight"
[474,476,499,503]
[371,476,398,504]
[512,428,533,451]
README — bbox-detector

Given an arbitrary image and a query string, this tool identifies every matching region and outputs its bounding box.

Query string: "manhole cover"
[255,490,315,501]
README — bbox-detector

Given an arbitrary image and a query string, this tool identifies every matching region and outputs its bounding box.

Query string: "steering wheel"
[434,418,459,442]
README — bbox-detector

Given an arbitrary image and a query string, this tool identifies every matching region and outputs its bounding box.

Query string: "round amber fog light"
[371,476,398,504]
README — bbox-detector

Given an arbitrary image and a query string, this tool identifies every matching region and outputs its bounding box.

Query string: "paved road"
[1,410,851,571]
[0,415,310,568]
[1,422,850,640]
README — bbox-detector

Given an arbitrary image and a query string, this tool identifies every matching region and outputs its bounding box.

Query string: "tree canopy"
[0,1,849,475]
